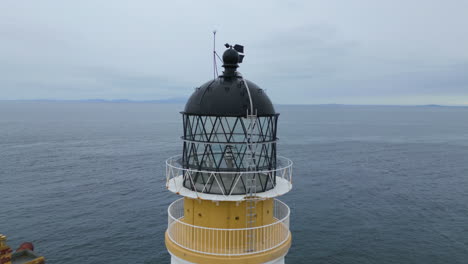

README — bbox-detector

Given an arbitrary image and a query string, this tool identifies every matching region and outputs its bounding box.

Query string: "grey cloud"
[1,0,468,105]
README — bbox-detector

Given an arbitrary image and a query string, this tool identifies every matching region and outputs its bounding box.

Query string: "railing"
[166,198,290,256]
[165,155,293,198]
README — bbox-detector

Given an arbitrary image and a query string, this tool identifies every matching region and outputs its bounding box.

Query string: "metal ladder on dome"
[245,111,259,252]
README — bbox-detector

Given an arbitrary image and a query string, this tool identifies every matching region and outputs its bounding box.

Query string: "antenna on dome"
[212,31,224,79]
[212,30,218,79]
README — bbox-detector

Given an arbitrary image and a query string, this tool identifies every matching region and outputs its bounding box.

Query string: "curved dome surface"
[183,77,276,116]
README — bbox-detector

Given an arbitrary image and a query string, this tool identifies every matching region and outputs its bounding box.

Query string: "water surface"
[1,102,468,263]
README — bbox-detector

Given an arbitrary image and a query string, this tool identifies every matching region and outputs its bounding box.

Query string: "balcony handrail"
[165,155,293,199]
[168,198,290,231]
[166,198,291,256]
[166,154,293,175]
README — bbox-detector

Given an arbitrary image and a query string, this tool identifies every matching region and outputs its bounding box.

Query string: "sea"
[1,102,468,264]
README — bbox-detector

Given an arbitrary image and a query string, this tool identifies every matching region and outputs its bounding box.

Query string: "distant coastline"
[0,99,467,107]
[0,98,188,104]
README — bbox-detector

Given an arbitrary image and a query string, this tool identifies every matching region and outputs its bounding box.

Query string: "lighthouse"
[164,43,293,264]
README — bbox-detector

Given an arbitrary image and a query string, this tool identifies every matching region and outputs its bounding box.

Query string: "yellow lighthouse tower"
[164,43,293,264]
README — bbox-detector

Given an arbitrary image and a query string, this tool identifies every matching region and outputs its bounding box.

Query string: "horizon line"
[1,99,468,107]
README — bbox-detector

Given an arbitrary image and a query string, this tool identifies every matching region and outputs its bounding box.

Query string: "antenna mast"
[213,30,218,79]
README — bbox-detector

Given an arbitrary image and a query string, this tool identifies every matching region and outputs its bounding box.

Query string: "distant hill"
[418,104,444,107]
[2,100,467,107]
[80,98,188,103]
[4,98,189,104]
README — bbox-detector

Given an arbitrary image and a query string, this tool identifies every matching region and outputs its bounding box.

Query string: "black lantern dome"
[180,45,279,195]
[183,48,275,117]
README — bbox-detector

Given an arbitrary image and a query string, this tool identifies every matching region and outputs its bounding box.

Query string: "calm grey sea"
[1,102,468,264]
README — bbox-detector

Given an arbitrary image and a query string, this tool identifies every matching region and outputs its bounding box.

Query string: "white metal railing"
[166,198,290,256]
[165,155,293,198]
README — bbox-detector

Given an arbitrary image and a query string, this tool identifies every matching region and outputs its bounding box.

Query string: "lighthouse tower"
[164,44,293,264]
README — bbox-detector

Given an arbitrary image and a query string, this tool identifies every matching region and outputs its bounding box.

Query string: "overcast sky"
[1,0,468,105]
